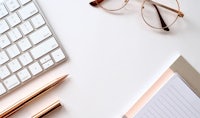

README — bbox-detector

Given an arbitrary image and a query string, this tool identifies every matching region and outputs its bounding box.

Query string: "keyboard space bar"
[30,37,58,59]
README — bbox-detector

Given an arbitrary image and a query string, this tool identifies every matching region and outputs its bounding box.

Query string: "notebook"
[123,56,200,118]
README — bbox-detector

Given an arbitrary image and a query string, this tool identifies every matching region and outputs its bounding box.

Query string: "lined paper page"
[134,73,200,118]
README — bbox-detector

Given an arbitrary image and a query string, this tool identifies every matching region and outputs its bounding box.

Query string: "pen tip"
[60,74,69,80]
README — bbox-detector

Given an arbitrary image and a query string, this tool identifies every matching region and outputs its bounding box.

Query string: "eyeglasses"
[89,0,184,31]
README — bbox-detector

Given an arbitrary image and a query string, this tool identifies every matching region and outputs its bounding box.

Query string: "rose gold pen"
[0,75,68,118]
[32,100,62,118]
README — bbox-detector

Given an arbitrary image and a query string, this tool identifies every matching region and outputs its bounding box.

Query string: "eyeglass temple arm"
[148,0,184,17]
[153,4,169,31]
[90,0,104,6]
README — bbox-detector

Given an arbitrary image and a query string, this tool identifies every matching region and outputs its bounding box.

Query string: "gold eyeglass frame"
[89,0,184,31]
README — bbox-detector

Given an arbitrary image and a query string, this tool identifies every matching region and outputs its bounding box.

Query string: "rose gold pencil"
[0,75,68,118]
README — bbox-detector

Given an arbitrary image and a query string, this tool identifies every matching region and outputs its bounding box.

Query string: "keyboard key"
[40,55,51,64]
[0,35,11,48]
[0,51,9,65]
[0,4,8,18]
[19,21,33,35]
[18,2,38,20]
[6,13,21,27]
[0,66,10,79]
[19,0,31,5]
[6,44,20,58]
[30,37,58,59]
[17,68,31,82]
[7,59,22,72]
[0,19,9,34]
[8,28,22,42]
[28,62,42,75]
[42,60,54,69]
[31,14,45,28]
[17,37,32,51]
[4,75,20,90]
[5,0,20,12]
[29,26,52,45]
[51,48,66,62]
[0,83,6,95]
[19,52,33,66]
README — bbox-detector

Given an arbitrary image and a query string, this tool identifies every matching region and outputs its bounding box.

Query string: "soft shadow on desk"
[139,17,190,35]
[174,17,200,34]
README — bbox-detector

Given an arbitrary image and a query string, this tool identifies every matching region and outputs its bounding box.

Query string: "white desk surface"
[1,0,200,118]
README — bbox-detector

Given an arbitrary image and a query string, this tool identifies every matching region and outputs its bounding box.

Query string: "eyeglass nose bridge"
[145,0,184,17]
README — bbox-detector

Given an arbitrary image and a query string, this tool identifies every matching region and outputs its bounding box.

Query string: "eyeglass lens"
[141,0,179,30]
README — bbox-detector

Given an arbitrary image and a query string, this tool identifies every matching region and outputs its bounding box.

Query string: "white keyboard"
[0,0,67,97]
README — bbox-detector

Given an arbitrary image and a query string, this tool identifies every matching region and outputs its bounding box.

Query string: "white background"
[1,0,200,118]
